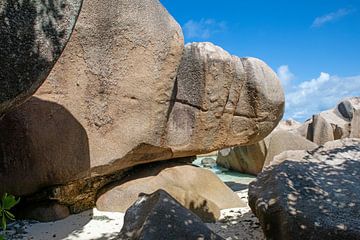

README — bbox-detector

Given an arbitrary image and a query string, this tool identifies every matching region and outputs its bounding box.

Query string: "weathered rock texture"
[35,0,184,176]
[96,162,245,222]
[0,0,184,198]
[0,0,82,116]
[0,2,284,212]
[119,189,224,240]
[249,138,360,240]
[167,42,285,156]
[217,123,317,175]
[304,97,360,145]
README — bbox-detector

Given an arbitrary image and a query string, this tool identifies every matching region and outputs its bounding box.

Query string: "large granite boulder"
[167,42,284,156]
[0,38,283,199]
[351,109,360,138]
[34,0,185,176]
[96,162,246,222]
[119,189,224,240]
[262,130,318,168]
[0,0,82,116]
[0,0,184,197]
[308,111,349,145]
[0,3,284,214]
[249,138,360,240]
[217,141,267,175]
[217,127,317,175]
[304,97,360,145]
[337,97,360,120]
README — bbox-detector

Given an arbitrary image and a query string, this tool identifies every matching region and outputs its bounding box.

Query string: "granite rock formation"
[0,0,82,116]
[249,138,360,240]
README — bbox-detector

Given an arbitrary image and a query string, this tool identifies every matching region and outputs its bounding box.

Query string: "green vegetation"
[0,193,20,239]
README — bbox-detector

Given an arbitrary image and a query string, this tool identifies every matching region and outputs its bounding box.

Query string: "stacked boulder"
[0,0,284,221]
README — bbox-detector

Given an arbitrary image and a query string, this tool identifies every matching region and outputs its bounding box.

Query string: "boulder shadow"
[224,181,249,192]
[0,96,91,199]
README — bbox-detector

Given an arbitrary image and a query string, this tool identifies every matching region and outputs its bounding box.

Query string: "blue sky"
[161,0,360,122]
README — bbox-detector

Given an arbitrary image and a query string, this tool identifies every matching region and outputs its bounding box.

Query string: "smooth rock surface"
[217,127,317,175]
[0,97,91,196]
[0,0,82,116]
[249,138,360,240]
[217,141,267,175]
[351,109,360,138]
[304,97,360,145]
[96,162,246,222]
[118,189,224,240]
[262,130,318,168]
[309,111,347,145]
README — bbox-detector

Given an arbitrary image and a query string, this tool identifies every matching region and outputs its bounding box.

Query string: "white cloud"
[312,8,355,28]
[284,72,360,121]
[277,65,295,87]
[183,19,227,39]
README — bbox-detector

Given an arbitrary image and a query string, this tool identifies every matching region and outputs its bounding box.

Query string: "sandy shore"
[1,159,264,240]
[206,190,265,240]
[2,189,264,240]
[2,209,124,240]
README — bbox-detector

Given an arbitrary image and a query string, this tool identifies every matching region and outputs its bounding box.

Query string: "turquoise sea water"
[193,156,256,185]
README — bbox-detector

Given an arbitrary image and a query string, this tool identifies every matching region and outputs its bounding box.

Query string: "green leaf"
[2,195,20,210]
[0,235,5,240]
[4,211,15,221]
[1,193,7,206]
[1,214,6,231]
[0,193,20,233]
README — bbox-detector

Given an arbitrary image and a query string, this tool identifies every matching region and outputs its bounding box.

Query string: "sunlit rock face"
[215,119,314,176]
[216,129,317,175]
[0,0,184,198]
[96,161,246,222]
[32,0,185,178]
[0,1,284,214]
[166,42,284,157]
[249,138,360,240]
[302,97,360,145]
[0,0,83,116]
